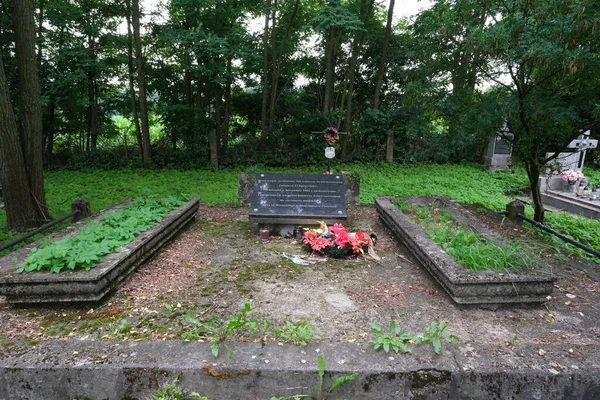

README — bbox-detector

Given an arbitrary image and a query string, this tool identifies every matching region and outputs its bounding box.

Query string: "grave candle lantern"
[325,146,335,159]
[259,227,269,243]
[592,188,598,201]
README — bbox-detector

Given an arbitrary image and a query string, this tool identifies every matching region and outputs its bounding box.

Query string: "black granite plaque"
[249,173,347,224]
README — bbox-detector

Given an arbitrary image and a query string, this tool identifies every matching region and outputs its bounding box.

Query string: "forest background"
[0,0,599,231]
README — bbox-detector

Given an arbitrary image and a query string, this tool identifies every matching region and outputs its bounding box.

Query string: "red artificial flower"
[303,231,317,245]
[355,231,369,245]
[335,231,350,247]
[330,223,347,236]
[311,237,331,251]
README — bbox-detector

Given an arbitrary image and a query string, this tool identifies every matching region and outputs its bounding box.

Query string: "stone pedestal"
[71,198,92,223]
[506,200,525,225]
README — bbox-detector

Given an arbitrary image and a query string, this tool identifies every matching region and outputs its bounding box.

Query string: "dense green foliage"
[17,192,188,274]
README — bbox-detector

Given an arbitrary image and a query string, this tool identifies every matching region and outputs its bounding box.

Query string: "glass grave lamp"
[325,146,335,159]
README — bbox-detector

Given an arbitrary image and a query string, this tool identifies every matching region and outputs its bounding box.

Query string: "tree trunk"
[267,0,299,142]
[372,0,394,109]
[373,0,394,161]
[260,0,272,149]
[36,0,43,67]
[323,25,337,112]
[524,159,544,222]
[0,60,45,232]
[132,0,152,168]
[209,128,219,168]
[386,131,394,162]
[43,98,55,162]
[13,0,49,221]
[184,61,192,146]
[126,0,143,156]
[340,0,374,160]
[214,82,222,163]
[222,55,232,157]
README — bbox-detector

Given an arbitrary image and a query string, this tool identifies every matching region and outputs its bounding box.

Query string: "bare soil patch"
[1,203,600,354]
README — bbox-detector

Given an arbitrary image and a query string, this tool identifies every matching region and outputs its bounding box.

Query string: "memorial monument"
[483,122,514,172]
[247,127,350,231]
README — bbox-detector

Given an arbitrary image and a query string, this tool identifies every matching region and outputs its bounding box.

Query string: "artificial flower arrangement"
[561,169,584,184]
[323,126,339,145]
[303,223,369,258]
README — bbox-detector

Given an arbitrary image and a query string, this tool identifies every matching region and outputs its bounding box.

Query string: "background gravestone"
[483,123,514,172]
[543,130,597,191]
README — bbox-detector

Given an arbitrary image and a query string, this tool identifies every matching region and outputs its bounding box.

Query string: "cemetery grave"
[2,199,600,398]
[541,131,600,220]
[376,196,556,304]
[0,197,200,303]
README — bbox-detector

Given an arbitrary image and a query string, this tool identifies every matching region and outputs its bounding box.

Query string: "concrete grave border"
[0,198,200,304]
[1,340,599,399]
[375,196,556,305]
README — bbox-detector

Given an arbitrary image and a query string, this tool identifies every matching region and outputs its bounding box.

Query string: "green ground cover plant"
[152,376,209,400]
[274,320,321,346]
[396,200,539,272]
[16,192,188,273]
[369,320,459,355]
[1,163,599,263]
[368,321,414,353]
[182,303,270,358]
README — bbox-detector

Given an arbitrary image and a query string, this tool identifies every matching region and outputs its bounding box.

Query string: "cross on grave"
[307,127,348,174]
[546,130,597,173]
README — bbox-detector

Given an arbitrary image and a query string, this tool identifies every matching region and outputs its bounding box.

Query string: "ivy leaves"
[17,194,188,274]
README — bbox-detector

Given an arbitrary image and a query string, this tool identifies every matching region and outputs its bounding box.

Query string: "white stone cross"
[547,130,597,173]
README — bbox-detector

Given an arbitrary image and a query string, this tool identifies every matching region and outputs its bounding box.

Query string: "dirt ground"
[1,203,600,356]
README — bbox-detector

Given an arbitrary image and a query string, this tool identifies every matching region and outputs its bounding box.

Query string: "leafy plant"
[268,355,357,400]
[415,321,459,354]
[275,320,321,346]
[313,354,357,400]
[368,321,415,354]
[16,192,188,273]
[152,376,210,400]
[182,303,269,358]
[109,319,132,340]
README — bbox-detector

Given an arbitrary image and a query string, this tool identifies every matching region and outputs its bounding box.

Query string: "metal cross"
[308,128,348,174]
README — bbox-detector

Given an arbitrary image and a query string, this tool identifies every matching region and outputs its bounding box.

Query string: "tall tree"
[473,0,600,222]
[372,0,394,161]
[339,0,374,159]
[126,0,143,155]
[132,0,152,168]
[0,0,49,231]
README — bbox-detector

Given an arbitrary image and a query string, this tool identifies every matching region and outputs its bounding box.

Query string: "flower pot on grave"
[566,182,577,193]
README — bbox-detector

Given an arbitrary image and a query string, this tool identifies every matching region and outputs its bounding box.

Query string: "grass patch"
[396,200,539,272]
[1,163,599,264]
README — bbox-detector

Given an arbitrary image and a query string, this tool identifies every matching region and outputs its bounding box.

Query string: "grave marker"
[483,123,514,172]
[249,173,347,225]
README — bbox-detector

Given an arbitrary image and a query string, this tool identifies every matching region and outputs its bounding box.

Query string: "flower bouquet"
[303,223,369,258]
[561,169,583,184]
[561,169,584,193]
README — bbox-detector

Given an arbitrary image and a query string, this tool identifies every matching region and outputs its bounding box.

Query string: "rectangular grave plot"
[249,173,347,224]
[375,196,556,305]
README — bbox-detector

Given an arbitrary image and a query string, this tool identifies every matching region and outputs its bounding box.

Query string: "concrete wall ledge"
[0,198,200,304]
[375,196,556,305]
[0,340,599,399]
